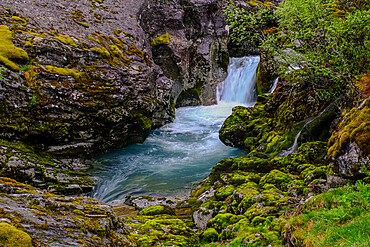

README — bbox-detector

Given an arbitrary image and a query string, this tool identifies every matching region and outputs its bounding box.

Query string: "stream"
[90,56,260,203]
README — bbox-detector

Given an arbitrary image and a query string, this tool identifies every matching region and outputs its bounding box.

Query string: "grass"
[288,181,370,247]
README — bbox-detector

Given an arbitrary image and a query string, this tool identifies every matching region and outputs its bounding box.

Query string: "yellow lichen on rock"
[0,25,29,71]
[54,34,77,47]
[44,65,85,79]
[11,16,28,26]
[0,222,33,247]
[328,100,370,157]
[150,34,171,46]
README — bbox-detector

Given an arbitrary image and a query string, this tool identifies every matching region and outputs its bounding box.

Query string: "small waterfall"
[269,77,279,93]
[217,56,260,106]
[276,118,314,157]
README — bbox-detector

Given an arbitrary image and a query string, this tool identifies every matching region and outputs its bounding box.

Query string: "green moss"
[109,45,131,65]
[90,47,110,57]
[328,101,369,157]
[201,228,219,242]
[259,169,292,190]
[208,213,245,232]
[94,13,103,23]
[150,34,171,46]
[44,65,85,79]
[0,223,32,247]
[123,214,197,246]
[139,205,175,216]
[113,28,122,37]
[0,25,29,71]
[214,185,235,200]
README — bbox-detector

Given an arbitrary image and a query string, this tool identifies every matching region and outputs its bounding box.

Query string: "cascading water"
[90,56,260,203]
[217,56,260,105]
[269,77,279,93]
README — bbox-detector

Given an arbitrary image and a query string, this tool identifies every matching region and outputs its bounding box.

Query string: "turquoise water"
[90,56,260,203]
[90,103,246,202]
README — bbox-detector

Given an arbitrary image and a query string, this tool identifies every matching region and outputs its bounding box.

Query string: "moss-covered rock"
[0,177,134,246]
[122,214,198,246]
[0,223,32,247]
[259,169,293,190]
[325,98,369,180]
[200,227,219,242]
[207,213,245,232]
[0,25,29,71]
[0,139,94,195]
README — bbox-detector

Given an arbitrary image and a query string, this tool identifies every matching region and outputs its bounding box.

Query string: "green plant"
[30,95,37,105]
[20,65,32,72]
[288,182,370,246]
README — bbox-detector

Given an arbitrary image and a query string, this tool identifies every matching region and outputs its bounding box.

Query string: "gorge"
[91,56,259,202]
[0,0,369,246]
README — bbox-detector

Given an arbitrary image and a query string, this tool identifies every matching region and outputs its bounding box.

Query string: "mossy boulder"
[0,139,95,195]
[207,213,245,232]
[0,223,32,247]
[122,214,198,246]
[0,177,134,246]
[200,227,219,242]
[259,170,293,190]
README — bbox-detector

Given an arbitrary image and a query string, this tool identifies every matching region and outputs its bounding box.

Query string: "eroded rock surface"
[0,177,134,246]
[140,0,230,107]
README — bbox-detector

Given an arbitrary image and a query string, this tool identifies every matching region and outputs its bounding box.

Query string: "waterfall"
[217,56,260,106]
[269,77,279,93]
[276,118,314,157]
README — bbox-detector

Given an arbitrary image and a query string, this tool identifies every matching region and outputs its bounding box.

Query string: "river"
[90,56,260,203]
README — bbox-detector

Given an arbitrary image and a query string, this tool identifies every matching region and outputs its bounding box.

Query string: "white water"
[269,77,279,93]
[217,56,260,105]
[90,56,260,202]
[276,118,314,157]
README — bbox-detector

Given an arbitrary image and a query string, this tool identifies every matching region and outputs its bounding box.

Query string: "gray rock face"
[336,142,369,178]
[0,140,95,195]
[139,0,230,107]
[0,0,230,157]
[0,177,134,246]
[0,0,175,157]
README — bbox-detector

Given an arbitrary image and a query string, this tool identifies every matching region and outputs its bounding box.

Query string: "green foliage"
[20,65,31,72]
[30,95,37,105]
[288,181,370,246]
[224,0,369,94]
[224,1,276,45]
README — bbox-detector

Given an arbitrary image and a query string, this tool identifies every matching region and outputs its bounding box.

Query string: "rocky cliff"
[0,0,230,158]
